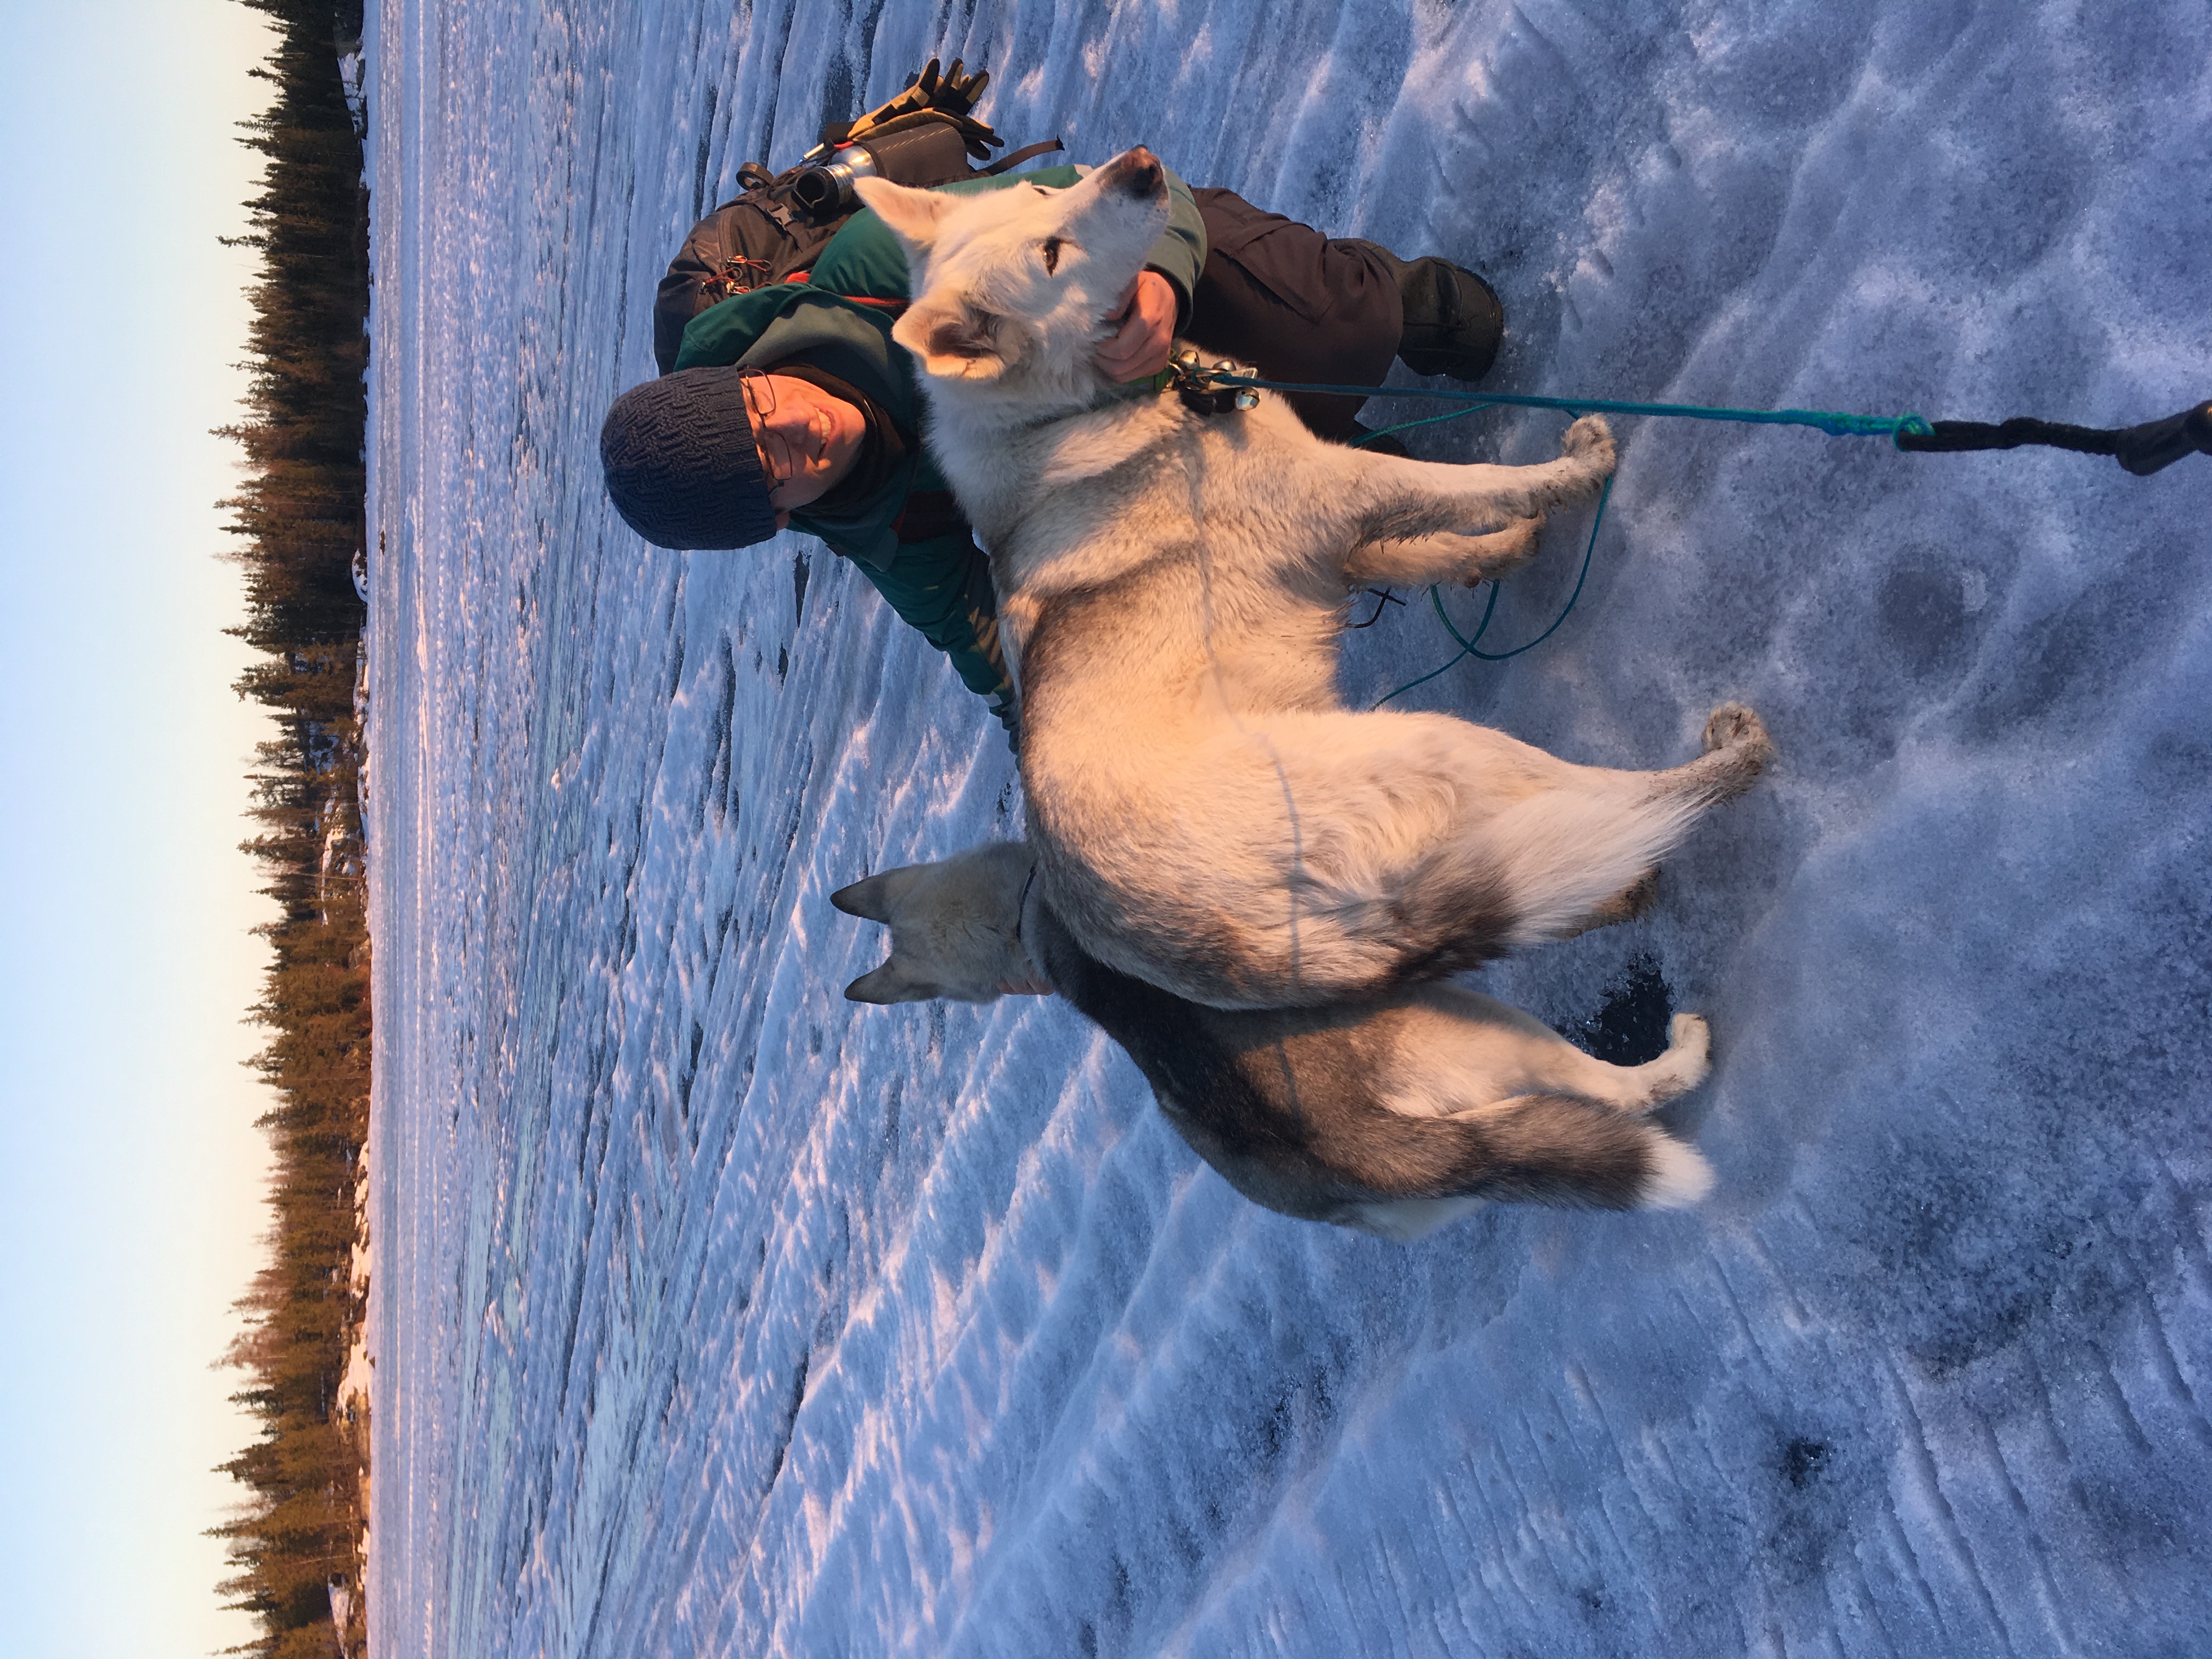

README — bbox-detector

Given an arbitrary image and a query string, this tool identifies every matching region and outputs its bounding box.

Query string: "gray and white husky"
[856,153,1772,1010]
[832,843,1715,1239]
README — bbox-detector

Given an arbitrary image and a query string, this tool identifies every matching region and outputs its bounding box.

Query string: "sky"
[0,4,291,1656]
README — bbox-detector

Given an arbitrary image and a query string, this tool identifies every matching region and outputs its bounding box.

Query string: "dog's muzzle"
[1103,145,1165,200]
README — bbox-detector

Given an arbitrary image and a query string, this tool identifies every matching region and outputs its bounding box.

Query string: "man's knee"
[1183,187,1506,436]
[1190,189,1402,338]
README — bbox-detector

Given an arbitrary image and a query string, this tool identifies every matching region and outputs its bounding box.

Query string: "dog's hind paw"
[1701,702,1773,761]
[1667,1013,1711,1074]
[1559,414,1616,473]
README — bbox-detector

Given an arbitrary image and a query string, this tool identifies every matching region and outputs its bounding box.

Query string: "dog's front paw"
[1559,414,1616,473]
[1457,515,1545,584]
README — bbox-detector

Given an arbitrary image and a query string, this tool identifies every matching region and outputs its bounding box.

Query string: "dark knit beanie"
[599,366,779,549]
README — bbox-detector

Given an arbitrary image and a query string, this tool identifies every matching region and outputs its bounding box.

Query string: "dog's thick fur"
[856,155,1773,1010]
[833,843,1714,1240]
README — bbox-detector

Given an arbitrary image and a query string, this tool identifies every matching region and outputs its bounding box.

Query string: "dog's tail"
[1302,1090,1713,1218]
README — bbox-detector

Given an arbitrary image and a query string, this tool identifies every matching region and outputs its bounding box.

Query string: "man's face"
[742,374,867,521]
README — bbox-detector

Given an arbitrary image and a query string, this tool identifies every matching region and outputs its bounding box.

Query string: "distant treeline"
[212,1,374,1655]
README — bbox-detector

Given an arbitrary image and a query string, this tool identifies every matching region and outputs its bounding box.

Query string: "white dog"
[856,154,1772,1011]
[832,842,1716,1239]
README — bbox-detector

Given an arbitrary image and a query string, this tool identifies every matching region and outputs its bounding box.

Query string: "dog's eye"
[1041,236,1063,274]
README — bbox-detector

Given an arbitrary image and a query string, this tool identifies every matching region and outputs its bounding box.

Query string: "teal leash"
[1187,359,2208,467]
[1165,363,2203,704]
[1203,371,1938,444]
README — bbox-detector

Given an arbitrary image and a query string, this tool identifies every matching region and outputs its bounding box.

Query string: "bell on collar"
[1166,350,1262,417]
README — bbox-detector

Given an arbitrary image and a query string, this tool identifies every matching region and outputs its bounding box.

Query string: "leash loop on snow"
[1372,476,1614,706]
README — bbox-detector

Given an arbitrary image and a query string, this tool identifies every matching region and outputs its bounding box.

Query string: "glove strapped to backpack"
[805,57,996,159]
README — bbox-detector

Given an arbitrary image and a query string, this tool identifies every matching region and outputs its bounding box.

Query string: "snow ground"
[362,3,2212,1655]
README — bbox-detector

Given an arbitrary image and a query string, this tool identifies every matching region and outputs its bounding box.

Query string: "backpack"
[653,89,1060,374]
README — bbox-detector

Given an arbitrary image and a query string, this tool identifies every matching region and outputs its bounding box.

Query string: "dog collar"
[1111,354,1263,414]
[1161,349,1262,415]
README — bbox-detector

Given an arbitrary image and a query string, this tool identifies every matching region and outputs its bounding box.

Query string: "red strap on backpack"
[778,270,908,315]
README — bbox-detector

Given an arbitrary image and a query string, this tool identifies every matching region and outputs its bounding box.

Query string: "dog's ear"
[844,960,945,1005]
[893,297,1013,382]
[852,176,956,253]
[830,865,930,923]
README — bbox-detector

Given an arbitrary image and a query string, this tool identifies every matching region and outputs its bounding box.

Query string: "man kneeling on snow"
[599,151,1506,743]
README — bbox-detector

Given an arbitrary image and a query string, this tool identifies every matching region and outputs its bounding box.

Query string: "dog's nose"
[1106,146,1165,200]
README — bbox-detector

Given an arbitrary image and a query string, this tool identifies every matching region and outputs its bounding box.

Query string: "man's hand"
[1094,271,1178,381]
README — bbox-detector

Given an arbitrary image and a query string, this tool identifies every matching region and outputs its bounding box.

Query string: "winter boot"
[1350,241,1506,382]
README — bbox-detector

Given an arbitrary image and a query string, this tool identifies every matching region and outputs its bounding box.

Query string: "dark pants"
[1182,188,1405,441]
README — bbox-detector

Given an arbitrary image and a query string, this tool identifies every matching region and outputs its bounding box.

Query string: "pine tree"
[212,4,375,1655]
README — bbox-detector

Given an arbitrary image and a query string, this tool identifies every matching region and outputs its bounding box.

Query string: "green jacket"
[672,163,1208,718]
